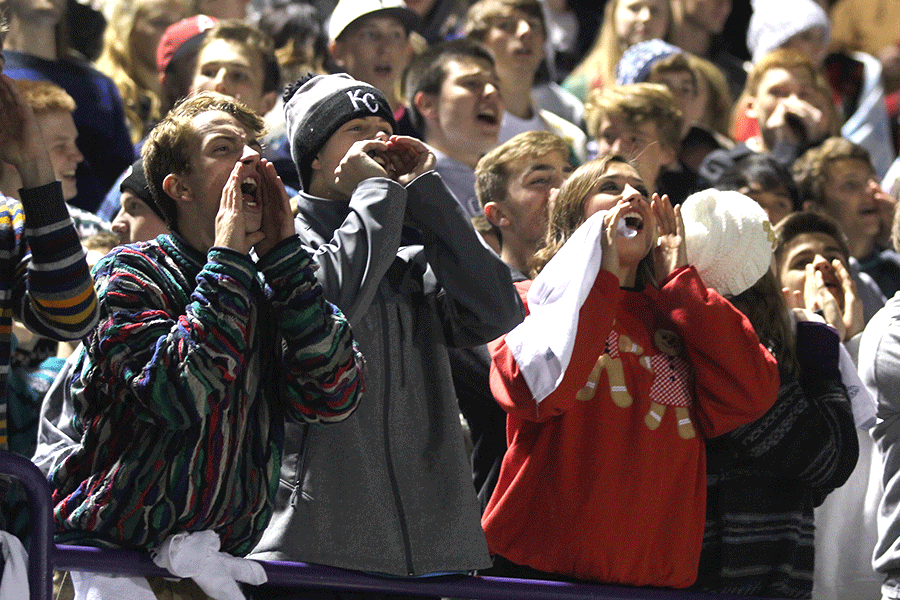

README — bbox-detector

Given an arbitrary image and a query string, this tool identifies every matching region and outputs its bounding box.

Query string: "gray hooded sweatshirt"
[250,171,524,576]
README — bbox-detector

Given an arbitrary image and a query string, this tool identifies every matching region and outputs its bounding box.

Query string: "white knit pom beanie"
[683,189,777,297]
[746,0,830,64]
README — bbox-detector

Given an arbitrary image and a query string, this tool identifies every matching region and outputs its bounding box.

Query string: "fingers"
[782,287,803,310]
[833,259,857,298]
[652,193,676,237]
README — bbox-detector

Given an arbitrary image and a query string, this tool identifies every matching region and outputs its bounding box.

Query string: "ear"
[483,202,510,228]
[744,95,758,123]
[413,91,437,122]
[328,40,345,67]
[260,90,278,116]
[162,173,191,204]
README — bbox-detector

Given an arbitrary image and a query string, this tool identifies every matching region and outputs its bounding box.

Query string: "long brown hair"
[727,269,798,379]
[528,154,655,287]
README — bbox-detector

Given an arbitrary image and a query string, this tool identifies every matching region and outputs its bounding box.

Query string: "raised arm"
[654,266,781,437]
[0,74,97,340]
[404,170,524,347]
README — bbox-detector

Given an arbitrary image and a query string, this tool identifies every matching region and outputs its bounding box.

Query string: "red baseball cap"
[156,14,218,75]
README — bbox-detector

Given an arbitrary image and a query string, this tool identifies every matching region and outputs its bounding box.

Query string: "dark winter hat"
[120,157,165,222]
[615,39,683,85]
[284,73,397,191]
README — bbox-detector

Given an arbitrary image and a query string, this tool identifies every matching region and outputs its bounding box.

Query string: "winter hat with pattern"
[283,73,397,191]
[682,189,777,297]
[615,39,683,86]
[746,0,830,64]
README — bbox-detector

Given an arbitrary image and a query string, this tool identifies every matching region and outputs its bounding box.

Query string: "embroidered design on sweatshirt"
[576,327,695,438]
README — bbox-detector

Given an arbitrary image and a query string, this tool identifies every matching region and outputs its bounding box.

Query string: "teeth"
[623,211,643,227]
[240,177,257,196]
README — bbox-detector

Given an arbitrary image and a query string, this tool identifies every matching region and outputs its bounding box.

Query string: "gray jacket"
[861,293,900,598]
[250,172,524,576]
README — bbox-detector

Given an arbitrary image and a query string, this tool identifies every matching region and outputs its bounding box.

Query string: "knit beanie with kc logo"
[283,73,398,191]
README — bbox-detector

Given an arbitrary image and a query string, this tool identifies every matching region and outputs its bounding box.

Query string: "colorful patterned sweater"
[50,233,364,555]
[0,182,99,453]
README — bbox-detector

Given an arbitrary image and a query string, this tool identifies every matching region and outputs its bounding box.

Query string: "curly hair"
[792,136,872,208]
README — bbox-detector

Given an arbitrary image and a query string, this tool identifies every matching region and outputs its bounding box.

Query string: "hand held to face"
[252,159,295,257]
[334,139,390,198]
[385,135,436,186]
[652,194,686,282]
[802,263,847,340]
[834,258,864,340]
[0,74,55,187]
[214,161,265,255]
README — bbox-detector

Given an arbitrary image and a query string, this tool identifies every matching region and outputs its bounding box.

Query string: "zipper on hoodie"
[289,423,310,507]
[380,298,415,576]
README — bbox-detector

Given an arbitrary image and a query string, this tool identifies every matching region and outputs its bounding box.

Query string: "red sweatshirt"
[483,266,779,588]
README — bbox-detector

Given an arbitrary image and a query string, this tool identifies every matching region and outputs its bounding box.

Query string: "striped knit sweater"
[0,182,99,453]
[692,321,859,598]
[50,233,363,555]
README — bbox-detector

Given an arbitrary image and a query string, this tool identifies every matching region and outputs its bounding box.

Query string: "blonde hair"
[14,79,76,115]
[585,83,683,151]
[568,0,672,94]
[96,0,188,144]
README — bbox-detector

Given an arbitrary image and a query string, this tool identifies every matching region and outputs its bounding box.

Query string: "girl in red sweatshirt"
[482,155,780,588]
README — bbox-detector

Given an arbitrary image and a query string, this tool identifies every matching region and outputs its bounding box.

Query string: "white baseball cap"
[327,0,419,42]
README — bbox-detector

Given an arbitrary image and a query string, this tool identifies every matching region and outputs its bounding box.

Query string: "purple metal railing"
[2,450,778,600]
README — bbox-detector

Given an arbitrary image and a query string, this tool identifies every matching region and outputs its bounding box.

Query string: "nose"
[70,144,84,164]
[212,69,229,93]
[517,18,533,38]
[637,7,651,22]
[240,144,260,164]
[622,183,643,202]
[811,253,835,272]
[110,211,128,240]
[609,137,626,156]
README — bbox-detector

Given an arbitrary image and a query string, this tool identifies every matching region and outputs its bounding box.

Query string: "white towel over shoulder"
[504,209,608,403]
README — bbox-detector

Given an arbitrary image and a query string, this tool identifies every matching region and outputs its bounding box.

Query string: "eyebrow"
[788,245,845,261]
[524,164,556,176]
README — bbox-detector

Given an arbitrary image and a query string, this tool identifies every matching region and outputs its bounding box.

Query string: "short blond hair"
[14,79,76,115]
[585,83,682,151]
